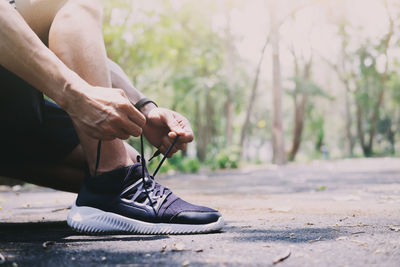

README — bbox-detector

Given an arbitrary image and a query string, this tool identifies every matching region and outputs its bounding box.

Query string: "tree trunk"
[239,36,269,157]
[195,96,206,161]
[288,54,312,161]
[224,9,235,146]
[288,94,307,161]
[225,94,234,146]
[205,88,215,151]
[355,101,371,156]
[358,14,392,157]
[343,83,354,156]
[269,0,286,165]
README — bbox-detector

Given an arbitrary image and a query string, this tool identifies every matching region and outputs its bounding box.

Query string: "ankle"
[90,158,134,177]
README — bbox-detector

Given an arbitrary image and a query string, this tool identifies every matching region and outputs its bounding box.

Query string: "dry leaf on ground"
[273,250,291,265]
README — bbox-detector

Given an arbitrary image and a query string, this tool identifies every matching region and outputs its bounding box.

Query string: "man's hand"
[142,107,194,157]
[66,85,146,140]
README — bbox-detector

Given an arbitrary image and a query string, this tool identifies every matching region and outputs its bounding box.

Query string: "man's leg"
[1,145,86,192]
[1,142,139,193]
[48,0,134,175]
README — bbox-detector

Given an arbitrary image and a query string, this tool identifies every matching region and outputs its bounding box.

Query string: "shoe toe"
[170,211,222,224]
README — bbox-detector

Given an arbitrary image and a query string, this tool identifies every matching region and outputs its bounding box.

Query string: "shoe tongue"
[85,163,151,194]
[123,163,151,184]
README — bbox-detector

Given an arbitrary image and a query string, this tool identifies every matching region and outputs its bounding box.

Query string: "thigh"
[0,66,80,164]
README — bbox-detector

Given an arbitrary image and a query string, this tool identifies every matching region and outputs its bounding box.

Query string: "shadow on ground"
[0,221,168,243]
[226,224,339,243]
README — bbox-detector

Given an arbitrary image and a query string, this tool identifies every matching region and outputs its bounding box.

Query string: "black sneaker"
[67,163,223,234]
[67,137,224,234]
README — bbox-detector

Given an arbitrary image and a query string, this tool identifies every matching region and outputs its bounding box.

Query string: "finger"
[175,142,187,151]
[167,147,179,158]
[119,99,146,127]
[158,144,167,155]
[161,135,173,150]
[110,112,143,137]
[180,118,194,142]
[120,116,143,137]
[168,132,190,150]
[168,131,177,139]
[168,131,191,146]
[163,111,185,135]
[116,128,131,140]
[168,119,193,143]
[159,136,179,157]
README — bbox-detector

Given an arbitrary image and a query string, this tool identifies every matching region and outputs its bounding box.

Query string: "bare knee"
[51,0,103,29]
[48,0,104,57]
[69,0,103,21]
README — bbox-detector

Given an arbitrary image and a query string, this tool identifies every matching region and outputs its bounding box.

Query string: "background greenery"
[102,0,400,173]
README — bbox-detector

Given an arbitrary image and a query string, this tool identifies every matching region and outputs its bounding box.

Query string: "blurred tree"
[287,49,313,161]
[98,0,400,170]
[324,0,396,157]
[223,1,236,147]
[355,19,393,156]
[322,19,356,157]
[239,35,269,157]
[269,0,286,165]
[103,0,233,162]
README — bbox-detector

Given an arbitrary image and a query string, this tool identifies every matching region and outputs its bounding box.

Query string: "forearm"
[0,1,86,109]
[108,58,156,116]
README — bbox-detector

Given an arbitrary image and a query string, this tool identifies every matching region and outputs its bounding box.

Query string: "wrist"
[140,102,158,117]
[58,74,89,112]
[134,98,158,117]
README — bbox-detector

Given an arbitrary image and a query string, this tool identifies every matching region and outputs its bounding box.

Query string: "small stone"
[12,262,18,267]
[145,254,151,257]
[71,257,76,261]
[101,256,107,261]
[172,243,185,251]
[182,260,190,266]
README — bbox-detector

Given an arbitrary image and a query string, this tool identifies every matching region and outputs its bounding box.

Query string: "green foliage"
[307,107,325,152]
[209,146,240,170]
[147,152,201,174]
[100,0,400,169]
[315,185,326,192]
[285,77,332,100]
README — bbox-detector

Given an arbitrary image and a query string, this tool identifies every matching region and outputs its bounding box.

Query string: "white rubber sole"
[67,203,224,235]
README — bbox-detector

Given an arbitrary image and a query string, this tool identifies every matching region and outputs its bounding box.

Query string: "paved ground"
[0,158,399,266]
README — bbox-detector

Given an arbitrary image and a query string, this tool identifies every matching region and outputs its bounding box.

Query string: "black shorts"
[0,66,80,164]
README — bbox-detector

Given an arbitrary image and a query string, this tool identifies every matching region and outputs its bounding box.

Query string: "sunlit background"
[102,0,400,172]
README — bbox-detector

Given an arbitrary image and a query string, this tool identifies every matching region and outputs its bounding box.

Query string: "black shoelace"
[94,135,180,178]
[94,135,180,213]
